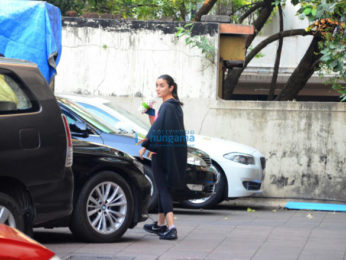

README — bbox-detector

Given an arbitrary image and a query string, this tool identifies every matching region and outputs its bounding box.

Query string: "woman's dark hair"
[158,74,183,106]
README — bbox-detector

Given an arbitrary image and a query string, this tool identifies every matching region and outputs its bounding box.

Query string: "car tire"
[180,163,226,209]
[70,171,134,243]
[143,165,158,212]
[0,192,25,231]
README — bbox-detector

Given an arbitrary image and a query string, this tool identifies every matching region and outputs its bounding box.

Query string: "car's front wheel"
[181,163,226,209]
[0,192,24,231]
[70,171,134,243]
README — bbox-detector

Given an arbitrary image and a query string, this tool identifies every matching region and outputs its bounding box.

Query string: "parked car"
[57,97,217,210]
[60,95,266,208]
[67,140,151,242]
[0,58,74,234]
[0,223,60,260]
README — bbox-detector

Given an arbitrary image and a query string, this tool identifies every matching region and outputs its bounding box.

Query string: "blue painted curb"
[285,202,346,212]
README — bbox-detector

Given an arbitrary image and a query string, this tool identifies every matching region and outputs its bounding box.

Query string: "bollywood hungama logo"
[135,130,195,146]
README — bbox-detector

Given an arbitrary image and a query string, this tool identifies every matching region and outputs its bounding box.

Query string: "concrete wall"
[55,18,346,201]
[56,16,317,99]
[91,97,346,201]
[56,18,219,99]
[197,100,346,201]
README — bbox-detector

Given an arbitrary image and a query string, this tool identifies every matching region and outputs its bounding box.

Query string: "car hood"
[72,139,134,160]
[189,135,262,157]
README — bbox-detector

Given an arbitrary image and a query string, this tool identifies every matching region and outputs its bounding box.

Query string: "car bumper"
[172,165,217,201]
[128,169,151,228]
[218,158,264,198]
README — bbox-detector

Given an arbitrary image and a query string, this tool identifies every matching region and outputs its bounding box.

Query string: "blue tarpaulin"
[0,0,62,83]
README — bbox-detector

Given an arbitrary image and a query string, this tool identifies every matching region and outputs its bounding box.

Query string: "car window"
[63,109,79,125]
[78,102,120,125]
[104,102,150,131]
[0,73,33,113]
[77,102,133,134]
[58,98,119,134]
[61,106,98,135]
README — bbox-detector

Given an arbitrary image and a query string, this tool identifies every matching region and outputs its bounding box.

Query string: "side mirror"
[70,122,89,138]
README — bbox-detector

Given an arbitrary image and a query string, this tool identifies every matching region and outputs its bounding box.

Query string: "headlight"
[224,152,255,165]
[109,148,135,160]
[187,152,207,167]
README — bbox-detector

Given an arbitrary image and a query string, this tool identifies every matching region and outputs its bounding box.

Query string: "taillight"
[61,114,73,167]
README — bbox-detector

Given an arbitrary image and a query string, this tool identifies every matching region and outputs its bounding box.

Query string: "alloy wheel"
[0,205,16,227]
[86,181,127,234]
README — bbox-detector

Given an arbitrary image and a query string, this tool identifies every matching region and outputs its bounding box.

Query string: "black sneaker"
[159,227,178,240]
[143,221,168,235]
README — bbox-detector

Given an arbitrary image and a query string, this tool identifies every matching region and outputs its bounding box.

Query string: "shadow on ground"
[34,229,141,244]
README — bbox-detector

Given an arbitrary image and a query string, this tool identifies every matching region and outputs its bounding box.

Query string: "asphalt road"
[35,202,346,260]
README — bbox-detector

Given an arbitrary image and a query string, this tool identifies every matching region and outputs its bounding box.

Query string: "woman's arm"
[141,104,167,152]
[149,115,155,125]
[145,108,156,125]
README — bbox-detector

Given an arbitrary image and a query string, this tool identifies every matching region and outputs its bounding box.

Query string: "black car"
[44,140,151,243]
[147,146,216,210]
[0,58,74,234]
[58,97,217,210]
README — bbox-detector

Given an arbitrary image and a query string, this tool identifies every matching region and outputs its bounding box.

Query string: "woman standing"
[139,74,187,240]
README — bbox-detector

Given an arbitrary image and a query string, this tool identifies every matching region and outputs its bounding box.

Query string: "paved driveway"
[35,202,346,260]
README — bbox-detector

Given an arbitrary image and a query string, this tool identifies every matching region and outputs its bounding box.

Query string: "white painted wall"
[56,9,318,98]
[54,18,346,201]
[98,96,346,201]
[56,20,218,99]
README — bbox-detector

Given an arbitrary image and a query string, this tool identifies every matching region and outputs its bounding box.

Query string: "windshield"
[58,98,121,134]
[78,102,133,135]
[104,102,150,131]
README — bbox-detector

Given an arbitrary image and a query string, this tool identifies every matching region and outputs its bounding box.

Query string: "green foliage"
[293,0,346,100]
[247,45,265,58]
[273,0,286,7]
[47,0,85,15]
[47,0,203,20]
[176,23,216,62]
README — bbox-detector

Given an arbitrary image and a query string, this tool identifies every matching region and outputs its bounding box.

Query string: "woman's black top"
[142,98,187,189]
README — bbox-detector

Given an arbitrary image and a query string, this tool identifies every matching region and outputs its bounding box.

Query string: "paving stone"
[37,204,346,260]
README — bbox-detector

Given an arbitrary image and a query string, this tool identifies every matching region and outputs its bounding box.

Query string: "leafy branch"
[176,23,216,63]
[295,0,346,101]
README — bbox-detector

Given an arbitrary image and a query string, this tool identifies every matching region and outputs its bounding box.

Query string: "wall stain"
[270,175,296,188]
[306,157,312,168]
[319,155,327,165]
[301,173,319,187]
[268,152,277,158]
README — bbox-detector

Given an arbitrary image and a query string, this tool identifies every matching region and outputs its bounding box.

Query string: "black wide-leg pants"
[151,154,173,215]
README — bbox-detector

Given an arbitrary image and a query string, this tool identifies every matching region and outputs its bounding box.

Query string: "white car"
[60,95,266,208]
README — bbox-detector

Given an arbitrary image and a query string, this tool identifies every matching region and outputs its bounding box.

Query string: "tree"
[48,0,202,20]
[219,0,345,100]
[49,0,345,100]
[193,0,218,21]
[296,0,346,101]
[268,4,283,100]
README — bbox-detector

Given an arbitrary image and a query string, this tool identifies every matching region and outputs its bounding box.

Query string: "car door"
[0,68,67,183]
[59,105,104,145]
